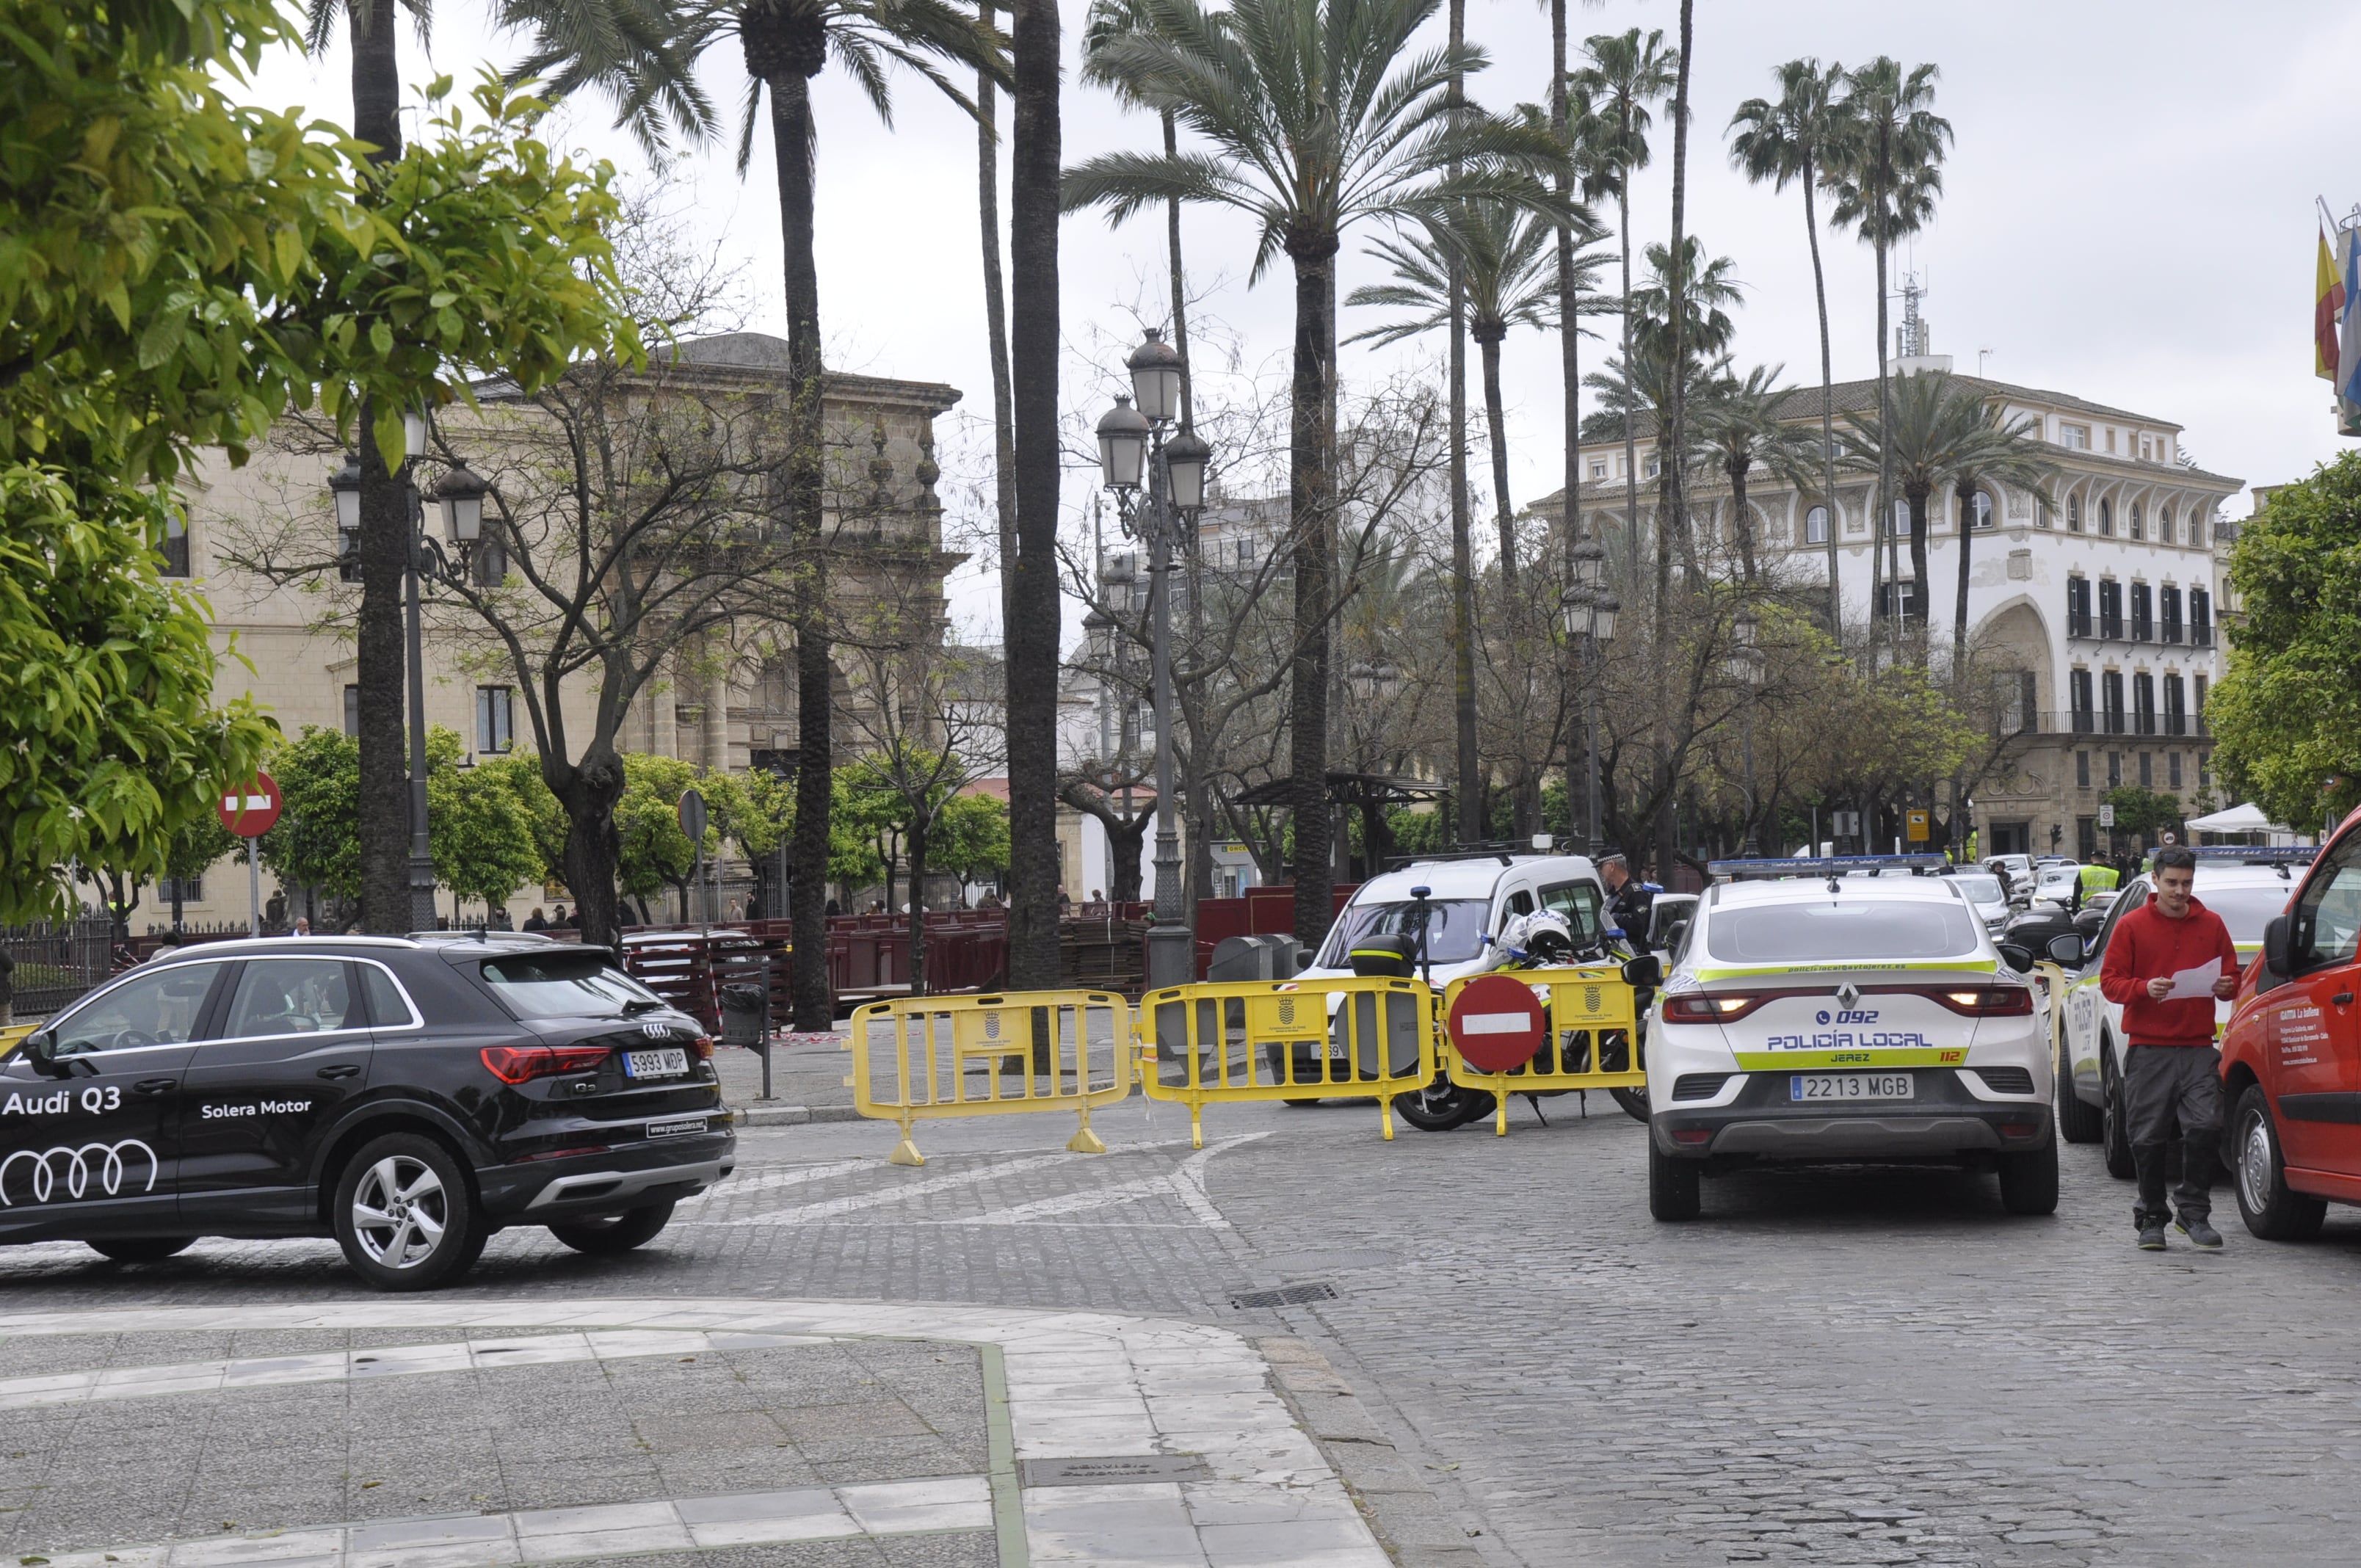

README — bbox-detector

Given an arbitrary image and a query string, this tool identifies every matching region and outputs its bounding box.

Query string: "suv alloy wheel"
[333,1131,486,1291]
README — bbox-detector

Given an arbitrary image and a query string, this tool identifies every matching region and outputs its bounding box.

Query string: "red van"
[2219,807,2361,1238]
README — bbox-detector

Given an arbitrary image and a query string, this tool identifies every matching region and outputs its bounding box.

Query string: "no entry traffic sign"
[217,772,282,838]
[1447,973,1548,1072]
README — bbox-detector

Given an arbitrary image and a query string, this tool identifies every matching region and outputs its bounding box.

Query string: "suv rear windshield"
[478,954,665,1017]
[1319,899,1490,967]
[1707,899,1982,964]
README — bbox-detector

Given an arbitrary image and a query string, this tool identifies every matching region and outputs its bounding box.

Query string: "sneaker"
[2177,1216,2224,1250]
[2137,1222,2168,1251]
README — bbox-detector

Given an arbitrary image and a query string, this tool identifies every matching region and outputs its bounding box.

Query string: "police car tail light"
[1663,992,1767,1023]
[480,1043,612,1084]
[1925,986,2034,1017]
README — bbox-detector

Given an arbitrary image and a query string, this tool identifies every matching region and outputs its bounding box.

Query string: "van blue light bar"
[1707,854,1950,879]
[2188,846,2317,865]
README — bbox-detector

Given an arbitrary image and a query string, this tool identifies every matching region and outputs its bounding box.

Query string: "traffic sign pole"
[250,849,261,937]
[217,772,283,936]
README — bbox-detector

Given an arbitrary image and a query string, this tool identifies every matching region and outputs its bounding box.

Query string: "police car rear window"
[1706,901,1982,963]
[2198,886,2291,945]
[478,954,664,1017]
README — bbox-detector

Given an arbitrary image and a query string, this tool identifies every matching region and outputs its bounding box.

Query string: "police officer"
[2074,860,2119,913]
[1600,854,1655,946]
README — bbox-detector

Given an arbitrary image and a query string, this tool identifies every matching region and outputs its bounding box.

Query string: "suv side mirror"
[2046,933,2086,967]
[1622,954,1663,989]
[20,1030,57,1070]
[2263,914,2292,979]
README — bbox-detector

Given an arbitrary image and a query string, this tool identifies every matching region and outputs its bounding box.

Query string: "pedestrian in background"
[2097,845,2240,1251]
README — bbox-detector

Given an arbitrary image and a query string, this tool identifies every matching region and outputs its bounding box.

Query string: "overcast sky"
[246,1,2361,642]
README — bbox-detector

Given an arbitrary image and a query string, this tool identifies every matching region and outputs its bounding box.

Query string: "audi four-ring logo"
[0,1141,159,1205]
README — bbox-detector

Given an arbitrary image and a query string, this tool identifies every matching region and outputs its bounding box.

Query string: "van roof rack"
[1383,840,1571,870]
[1707,854,1950,881]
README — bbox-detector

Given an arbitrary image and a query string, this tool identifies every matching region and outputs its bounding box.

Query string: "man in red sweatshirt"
[2098,846,2241,1250]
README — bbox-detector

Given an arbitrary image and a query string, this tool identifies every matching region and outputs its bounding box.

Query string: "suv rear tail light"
[1923,986,2034,1017]
[1663,992,1769,1023]
[691,1035,714,1061]
[481,1043,612,1084]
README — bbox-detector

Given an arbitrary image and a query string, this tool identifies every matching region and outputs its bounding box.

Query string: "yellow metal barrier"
[1439,966,1644,1136]
[846,990,1135,1166]
[0,1024,32,1058]
[1136,976,1436,1147]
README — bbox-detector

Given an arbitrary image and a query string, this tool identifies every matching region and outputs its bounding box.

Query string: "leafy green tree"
[475,751,567,886]
[258,727,364,908]
[421,730,544,918]
[935,792,1011,892]
[2101,786,2183,848]
[2211,453,2361,829]
[1065,0,1565,942]
[614,754,708,923]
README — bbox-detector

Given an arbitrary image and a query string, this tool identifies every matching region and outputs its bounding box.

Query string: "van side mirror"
[1621,954,1662,989]
[2046,933,2086,967]
[2263,915,2292,979]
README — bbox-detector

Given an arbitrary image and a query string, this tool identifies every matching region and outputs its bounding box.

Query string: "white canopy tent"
[2185,802,2306,844]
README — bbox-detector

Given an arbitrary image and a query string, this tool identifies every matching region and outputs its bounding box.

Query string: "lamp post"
[1562,537,1615,860]
[1729,608,1766,857]
[1099,330,1208,987]
[329,422,493,931]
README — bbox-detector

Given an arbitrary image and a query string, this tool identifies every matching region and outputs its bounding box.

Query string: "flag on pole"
[2340,228,2361,422]
[2318,225,2346,381]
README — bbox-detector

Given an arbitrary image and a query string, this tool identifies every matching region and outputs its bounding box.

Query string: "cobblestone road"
[4,1086,2358,1565]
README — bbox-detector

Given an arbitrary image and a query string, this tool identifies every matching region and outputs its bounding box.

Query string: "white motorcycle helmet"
[1490,910,1575,968]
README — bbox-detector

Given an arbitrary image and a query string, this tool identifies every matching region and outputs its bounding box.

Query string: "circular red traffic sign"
[217,771,282,838]
[1448,973,1548,1072]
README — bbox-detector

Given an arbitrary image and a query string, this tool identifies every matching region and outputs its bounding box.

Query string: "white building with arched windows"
[1536,355,2244,861]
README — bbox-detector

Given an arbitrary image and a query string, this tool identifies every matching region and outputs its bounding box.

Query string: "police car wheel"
[1996,1140,2059,1216]
[1647,1142,1700,1222]
[548,1200,676,1255]
[333,1132,485,1292]
[84,1235,196,1263]
[2056,1026,2103,1144]
[2100,1046,2137,1180]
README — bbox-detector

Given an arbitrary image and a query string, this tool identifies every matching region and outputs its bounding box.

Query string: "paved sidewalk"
[0,1298,1393,1568]
[712,1033,863,1125]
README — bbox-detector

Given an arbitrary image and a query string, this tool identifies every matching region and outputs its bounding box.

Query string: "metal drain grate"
[1230,1282,1337,1310]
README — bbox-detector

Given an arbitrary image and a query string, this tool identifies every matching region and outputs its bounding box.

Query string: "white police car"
[2051,847,2307,1174]
[1647,856,2054,1221]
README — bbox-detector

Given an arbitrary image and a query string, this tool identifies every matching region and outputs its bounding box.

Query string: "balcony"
[2020,710,2210,740]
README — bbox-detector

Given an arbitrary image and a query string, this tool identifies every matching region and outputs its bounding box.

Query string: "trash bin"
[719,981,769,1047]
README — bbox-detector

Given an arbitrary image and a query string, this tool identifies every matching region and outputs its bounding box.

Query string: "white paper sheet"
[2163,957,2223,1001]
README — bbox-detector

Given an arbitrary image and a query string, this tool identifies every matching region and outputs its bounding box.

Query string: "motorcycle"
[1390,910,1655,1132]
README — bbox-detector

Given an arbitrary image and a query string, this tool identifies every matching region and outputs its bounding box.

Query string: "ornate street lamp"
[1100,328,1207,986]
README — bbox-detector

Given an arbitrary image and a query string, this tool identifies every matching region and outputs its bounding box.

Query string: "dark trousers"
[2124,1044,2222,1225]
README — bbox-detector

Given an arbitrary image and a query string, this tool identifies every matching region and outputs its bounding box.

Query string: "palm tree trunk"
[1617,184,1639,604]
[1006,0,1063,986]
[1873,180,1895,660]
[1163,108,1193,429]
[1480,332,1516,583]
[1550,0,1582,850]
[1286,233,1339,944]
[769,72,835,1029]
[1729,456,1755,585]
[1805,164,1840,638]
[1447,0,1477,846]
[1953,476,1976,672]
[977,0,1016,645]
[906,816,929,996]
[1907,483,1932,634]
[1658,0,1693,637]
[350,0,410,934]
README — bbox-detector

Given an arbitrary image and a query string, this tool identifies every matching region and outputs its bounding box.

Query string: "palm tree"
[1839,369,1995,647]
[1346,200,1601,582]
[1570,26,1676,605]
[307,0,715,933]
[1825,57,1951,659]
[1691,366,1820,587]
[512,0,1004,1018]
[1945,411,2057,667]
[1729,57,1846,634]
[1081,0,1195,429]
[1065,0,1562,942]
[977,0,1015,640]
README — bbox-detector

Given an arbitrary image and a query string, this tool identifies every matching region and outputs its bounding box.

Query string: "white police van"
[1646,856,2055,1221]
